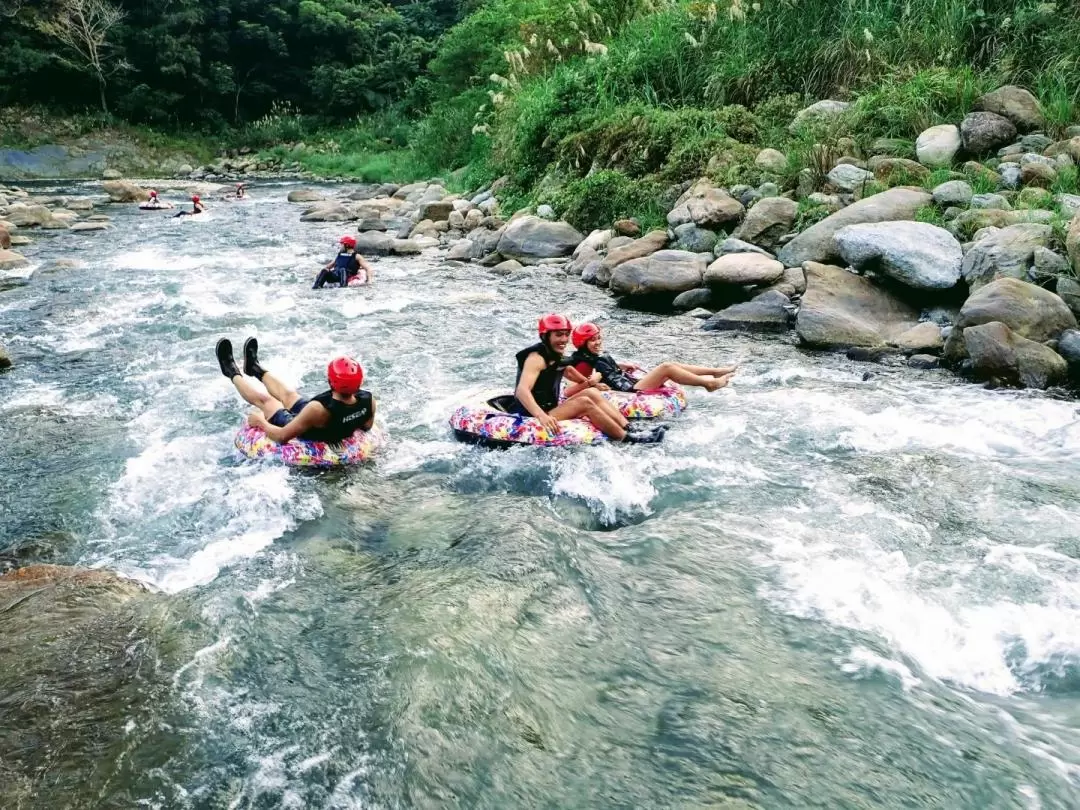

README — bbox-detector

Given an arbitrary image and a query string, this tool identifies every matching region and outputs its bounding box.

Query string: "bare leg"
[635,362,725,391]
[259,370,305,409]
[672,362,739,376]
[230,375,284,419]
[550,396,627,440]
[566,387,629,428]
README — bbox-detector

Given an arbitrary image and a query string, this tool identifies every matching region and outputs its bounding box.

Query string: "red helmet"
[340,235,357,248]
[327,356,364,394]
[149,189,158,197]
[538,313,572,336]
[571,322,600,348]
[191,194,200,203]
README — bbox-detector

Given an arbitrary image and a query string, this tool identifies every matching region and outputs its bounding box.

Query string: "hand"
[597,383,610,391]
[247,410,266,428]
[589,372,603,387]
[538,414,561,434]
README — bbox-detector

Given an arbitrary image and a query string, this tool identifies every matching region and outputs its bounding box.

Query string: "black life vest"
[302,389,374,443]
[514,342,568,412]
[569,348,636,392]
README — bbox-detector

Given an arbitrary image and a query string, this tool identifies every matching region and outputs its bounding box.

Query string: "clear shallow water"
[2,182,1080,808]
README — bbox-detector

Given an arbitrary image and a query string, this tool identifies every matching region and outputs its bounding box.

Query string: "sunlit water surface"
[2,182,1079,809]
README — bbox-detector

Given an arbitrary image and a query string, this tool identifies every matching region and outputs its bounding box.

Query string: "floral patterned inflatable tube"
[234,425,385,467]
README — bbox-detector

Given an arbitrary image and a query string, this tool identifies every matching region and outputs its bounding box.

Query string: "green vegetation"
[5,0,1080,227]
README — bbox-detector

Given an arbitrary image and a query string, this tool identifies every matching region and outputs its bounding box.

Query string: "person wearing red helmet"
[174,194,206,217]
[511,314,665,444]
[569,322,737,393]
[215,337,375,444]
[313,235,374,288]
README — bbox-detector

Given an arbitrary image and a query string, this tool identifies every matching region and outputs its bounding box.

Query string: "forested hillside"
[0,0,459,125]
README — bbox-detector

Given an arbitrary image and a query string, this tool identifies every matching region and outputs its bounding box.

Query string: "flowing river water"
[2,181,1080,809]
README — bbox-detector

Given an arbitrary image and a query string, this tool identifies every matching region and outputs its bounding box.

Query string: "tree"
[37,0,127,114]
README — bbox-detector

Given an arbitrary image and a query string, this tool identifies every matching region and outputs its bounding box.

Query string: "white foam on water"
[551,445,657,523]
[838,646,921,691]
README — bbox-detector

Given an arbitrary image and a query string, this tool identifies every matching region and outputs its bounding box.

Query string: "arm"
[514,355,559,432]
[361,398,375,432]
[617,360,639,371]
[248,402,327,443]
[562,365,602,396]
[358,256,374,283]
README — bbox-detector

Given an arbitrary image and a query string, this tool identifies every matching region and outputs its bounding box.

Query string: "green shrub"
[552,170,666,232]
[915,205,946,227]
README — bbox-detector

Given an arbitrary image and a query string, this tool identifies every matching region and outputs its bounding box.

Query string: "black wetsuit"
[510,342,569,415]
[570,348,636,392]
[268,389,374,442]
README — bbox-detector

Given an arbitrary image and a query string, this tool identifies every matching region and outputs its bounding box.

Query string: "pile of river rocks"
[341,85,1079,391]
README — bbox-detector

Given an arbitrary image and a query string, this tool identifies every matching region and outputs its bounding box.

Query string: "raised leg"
[635,362,724,391]
[550,395,627,440]
[259,370,304,410]
[230,374,284,419]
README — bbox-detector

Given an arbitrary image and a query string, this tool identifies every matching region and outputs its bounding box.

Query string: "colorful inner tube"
[561,376,688,419]
[601,382,687,418]
[234,425,385,467]
[449,394,608,449]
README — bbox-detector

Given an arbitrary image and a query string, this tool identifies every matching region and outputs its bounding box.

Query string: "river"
[1,181,1079,809]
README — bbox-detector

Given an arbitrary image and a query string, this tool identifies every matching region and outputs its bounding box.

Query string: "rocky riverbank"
[292,84,1080,391]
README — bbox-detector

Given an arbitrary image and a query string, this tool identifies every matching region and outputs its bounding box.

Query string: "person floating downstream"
[313,236,374,288]
[174,194,206,218]
[511,314,666,444]
[216,337,375,444]
[139,190,174,210]
[570,322,738,393]
[235,183,246,199]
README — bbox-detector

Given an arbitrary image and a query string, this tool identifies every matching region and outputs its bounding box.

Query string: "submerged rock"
[703,290,792,333]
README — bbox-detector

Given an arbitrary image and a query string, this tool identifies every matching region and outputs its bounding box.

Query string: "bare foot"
[704,373,735,392]
[711,364,739,376]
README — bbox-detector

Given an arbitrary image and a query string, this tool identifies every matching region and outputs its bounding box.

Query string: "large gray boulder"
[5,204,63,229]
[1058,329,1080,368]
[102,180,150,203]
[833,221,962,290]
[300,202,354,222]
[672,223,718,253]
[777,187,932,268]
[960,112,1017,154]
[353,232,421,256]
[789,100,850,133]
[962,321,1067,388]
[733,197,798,250]
[931,180,974,207]
[609,250,706,298]
[704,253,784,287]
[0,249,28,270]
[975,85,1045,131]
[667,182,744,230]
[961,224,1053,290]
[827,164,875,193]
[916,125,961,168]
[495,215,583,262]
[287,189,326,203]
[702,290,792,333]
[944,277,1077,362]
[795,262,920,348]
[601,230,668,270]
[1056,276,1080,319]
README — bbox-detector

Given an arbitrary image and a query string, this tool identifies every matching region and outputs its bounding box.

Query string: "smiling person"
[510,314,665,444]
[569,322,737,393]
[216,337,375,444]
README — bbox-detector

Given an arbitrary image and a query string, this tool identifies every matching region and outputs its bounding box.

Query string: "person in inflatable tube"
[216,337,375,444]
[174,194,206,217]
[313,236,374,288]
[140,190,175,209]
[569,322,737,393]
[511,314,666,444]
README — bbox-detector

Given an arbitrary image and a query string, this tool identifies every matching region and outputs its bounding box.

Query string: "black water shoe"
[243,337,267,380]
[623,425,667,444]
[216,338,241,379]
